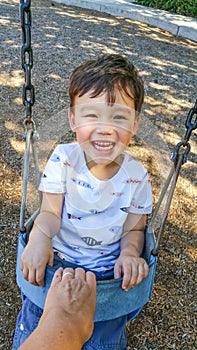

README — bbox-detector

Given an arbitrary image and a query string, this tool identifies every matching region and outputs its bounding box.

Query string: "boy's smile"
[69,90,140,172]
[91,140,115,152]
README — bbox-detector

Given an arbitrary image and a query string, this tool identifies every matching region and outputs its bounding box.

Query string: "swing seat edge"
[16,230,157,322]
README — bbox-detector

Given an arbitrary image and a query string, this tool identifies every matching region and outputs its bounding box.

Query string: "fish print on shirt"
[109,226,121,234]
[82,237,102,246]
[50,153,61,162]
[57,252,81,265]
[111,192,124,197]
[122,177,142,184]
[71,178,94,190]
[63,160,71,167]
[131,201,144,209]
[99,251,108,256]
[67,213,82,220]
[95,261,113,269]
[73,259,81,264]
[120,207,130,213]
[60,243,81,251]
[89,209,103,214]
[69,245,80,251]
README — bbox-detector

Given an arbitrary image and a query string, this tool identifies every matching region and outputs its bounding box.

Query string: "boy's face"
[69,90,139,166]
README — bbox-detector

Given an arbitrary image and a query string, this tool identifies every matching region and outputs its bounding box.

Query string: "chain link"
[171,99,197,164]
[20,0,35,126]
[184,99,197,143]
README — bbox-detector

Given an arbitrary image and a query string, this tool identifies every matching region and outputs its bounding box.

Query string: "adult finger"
[62,268,75,280]
[74,267,86,281]
[50,267,63,287]
[86,271,96,289]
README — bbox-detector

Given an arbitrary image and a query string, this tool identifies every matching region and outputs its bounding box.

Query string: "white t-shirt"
[39,143,152,272]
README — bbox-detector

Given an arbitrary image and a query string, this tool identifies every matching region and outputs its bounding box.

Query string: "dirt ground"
[0,0,197,349]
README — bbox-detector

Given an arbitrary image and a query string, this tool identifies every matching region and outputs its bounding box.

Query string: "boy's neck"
[86,155,124,181]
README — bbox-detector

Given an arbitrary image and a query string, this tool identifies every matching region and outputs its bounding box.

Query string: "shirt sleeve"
[129,171,152,214]
[38,145,67,193]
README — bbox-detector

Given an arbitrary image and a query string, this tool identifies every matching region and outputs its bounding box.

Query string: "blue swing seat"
[16,226,157,322]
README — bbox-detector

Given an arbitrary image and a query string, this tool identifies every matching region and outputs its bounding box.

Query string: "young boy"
[13,54,152,350]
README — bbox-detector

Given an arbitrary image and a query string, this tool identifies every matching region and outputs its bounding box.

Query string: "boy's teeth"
[93,141,114,150]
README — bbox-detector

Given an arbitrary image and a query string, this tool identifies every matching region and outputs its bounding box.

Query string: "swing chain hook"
[20,0,35,129]
[171,99,197,164]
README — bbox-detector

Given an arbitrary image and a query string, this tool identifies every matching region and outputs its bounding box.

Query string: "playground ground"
[0,0,197,349]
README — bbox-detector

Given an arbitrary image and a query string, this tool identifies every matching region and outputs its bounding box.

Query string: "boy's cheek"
[75,126,92,142]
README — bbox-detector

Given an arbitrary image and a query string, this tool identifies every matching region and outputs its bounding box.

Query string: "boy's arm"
[20,193,64,287]
[114,213,149,291]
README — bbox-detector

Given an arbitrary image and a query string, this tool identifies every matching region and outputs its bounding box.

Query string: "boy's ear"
[132,115,140,136]
[68,109,76,131]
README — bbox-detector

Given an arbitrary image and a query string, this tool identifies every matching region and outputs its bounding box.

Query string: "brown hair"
[69,54,144,114]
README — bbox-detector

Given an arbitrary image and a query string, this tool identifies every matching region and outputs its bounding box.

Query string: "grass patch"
[136,0,197,17]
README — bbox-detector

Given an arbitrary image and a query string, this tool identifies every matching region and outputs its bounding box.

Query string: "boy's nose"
[95,122,114,135]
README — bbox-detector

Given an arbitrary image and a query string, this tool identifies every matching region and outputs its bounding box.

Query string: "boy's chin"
[86,154,121,167]
[87,157,113,166]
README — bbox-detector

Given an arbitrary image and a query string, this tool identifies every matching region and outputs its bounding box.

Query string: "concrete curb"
[53,0,197,43]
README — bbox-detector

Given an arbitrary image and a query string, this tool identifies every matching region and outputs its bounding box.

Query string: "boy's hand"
[20,233,54,287]
[114,253,149,291]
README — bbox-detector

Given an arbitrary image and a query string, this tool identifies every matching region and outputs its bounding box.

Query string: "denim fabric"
[82,318,127,350]
[12,295,127,350]
[12,295,43,350]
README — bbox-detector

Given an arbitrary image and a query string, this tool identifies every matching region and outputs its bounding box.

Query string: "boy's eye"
[114,115,126,120]
[83,114,98,119]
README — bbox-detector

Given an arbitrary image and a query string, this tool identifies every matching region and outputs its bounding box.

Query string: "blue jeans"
[12,294,127,350]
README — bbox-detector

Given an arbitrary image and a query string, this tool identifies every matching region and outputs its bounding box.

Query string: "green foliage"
[136,0,197,17]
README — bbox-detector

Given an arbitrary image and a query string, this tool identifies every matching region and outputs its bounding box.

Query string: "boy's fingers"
[122,264,132,290]
[135,264,145,285]
[114,263,122,279]
[144,262,149,277]
[48,250,54,267]
[123,261,149,290]
[130,262,149,288]
[28,269,38,286]
[129,264,138,287]
[21,265,28,281]
[136,262,149,284]
[36,268,45,287]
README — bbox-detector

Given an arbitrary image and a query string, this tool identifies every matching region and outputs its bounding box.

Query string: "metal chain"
[171,99,197,164]
[151,99,197,255]
[19,0,41,232]
[20,0,35,128]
